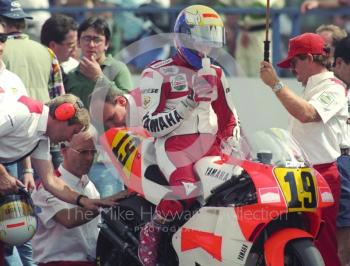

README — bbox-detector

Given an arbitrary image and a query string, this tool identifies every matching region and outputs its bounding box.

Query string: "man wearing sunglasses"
[31,130,98,266]
[260,32,348,266]
[31,130,122,266]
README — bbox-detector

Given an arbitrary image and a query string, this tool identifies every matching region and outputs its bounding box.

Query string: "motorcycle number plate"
[273,167,318,212]
[111,130,140,178]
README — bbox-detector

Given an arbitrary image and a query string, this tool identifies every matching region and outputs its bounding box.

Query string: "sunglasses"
[0,34,7,43]
[69,147,97,156]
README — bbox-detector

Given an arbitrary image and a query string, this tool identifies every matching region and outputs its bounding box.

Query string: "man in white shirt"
[0,19,37,266]
[32,130,100,265]
[0,93,114,210]
[260,32,347,266]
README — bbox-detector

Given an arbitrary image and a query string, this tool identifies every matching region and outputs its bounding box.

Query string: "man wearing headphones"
[0,93,115,210]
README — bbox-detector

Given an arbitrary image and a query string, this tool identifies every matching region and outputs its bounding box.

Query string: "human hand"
[79,55,103,81]
[187,74,216,106]
[260,61,279,89]
[23,173,36,193]
[0,174,23,195]
[105,190,135,202]
[79,197,117,211]
[300,0,319,13]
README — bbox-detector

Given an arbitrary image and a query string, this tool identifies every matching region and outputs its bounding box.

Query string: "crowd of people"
[0,0,350,266]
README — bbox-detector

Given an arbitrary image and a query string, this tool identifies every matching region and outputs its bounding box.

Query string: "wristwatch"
[23,168,34,174]
[76,194,88,207]
[272,81,284,93]
[272,81,285,93]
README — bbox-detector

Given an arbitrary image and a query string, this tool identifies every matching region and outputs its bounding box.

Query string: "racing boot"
[138,213,166,266]
[138,199,184,266]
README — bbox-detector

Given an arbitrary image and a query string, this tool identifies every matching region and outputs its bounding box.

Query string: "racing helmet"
[174,5,225,69]
[0,188,37,245]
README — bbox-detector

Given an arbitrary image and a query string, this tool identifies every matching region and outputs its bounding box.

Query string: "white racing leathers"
[140,54,240,211]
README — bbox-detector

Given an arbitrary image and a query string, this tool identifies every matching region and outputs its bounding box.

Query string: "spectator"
[316,24,347,59]
[41,14,79,75]
[260,32,347,266]
[65,16,133,108]
[65,17,133,197]
[332,36,350,266]
[40,14,81,171]
[301,0,350,12]
[0,93,115,210]
[232,0,285,77]
[20,0,50,41]
[0,0,64,102]
[31,130,100,266]
[51,0,94,23]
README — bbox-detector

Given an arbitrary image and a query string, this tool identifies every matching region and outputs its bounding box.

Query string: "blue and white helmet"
[174,5,226,69]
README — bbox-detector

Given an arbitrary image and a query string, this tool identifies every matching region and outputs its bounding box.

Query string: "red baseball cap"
[277,33,326,69]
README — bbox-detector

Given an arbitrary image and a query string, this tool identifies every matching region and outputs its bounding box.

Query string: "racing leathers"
[138,53,240,265]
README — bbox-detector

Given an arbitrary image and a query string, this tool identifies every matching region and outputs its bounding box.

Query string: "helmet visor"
[190,25,225,48]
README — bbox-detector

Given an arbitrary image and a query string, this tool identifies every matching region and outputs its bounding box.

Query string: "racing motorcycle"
[96,127,333,266]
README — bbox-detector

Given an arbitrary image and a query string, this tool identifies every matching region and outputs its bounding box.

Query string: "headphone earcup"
[55,103,76,121]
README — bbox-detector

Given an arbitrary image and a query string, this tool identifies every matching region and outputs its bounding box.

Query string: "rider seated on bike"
[137,5,240,266]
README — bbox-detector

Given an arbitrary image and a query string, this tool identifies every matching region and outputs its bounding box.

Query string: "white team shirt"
[0,94,50,163]
[31,165,100,263]
[0,61,28,98]
[290,71,348,164]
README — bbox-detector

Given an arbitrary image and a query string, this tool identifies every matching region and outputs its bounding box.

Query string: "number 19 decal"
[274,168,317,212]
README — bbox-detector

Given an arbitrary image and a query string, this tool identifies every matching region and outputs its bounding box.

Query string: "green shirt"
[65,54,133,108]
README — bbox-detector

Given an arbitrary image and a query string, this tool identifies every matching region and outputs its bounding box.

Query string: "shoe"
[138,221,162,266]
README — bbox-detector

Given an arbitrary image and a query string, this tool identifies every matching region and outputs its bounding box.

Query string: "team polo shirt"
[0,94,50,163]
[31,165,100,263]
[0,61,28,98]
[290,72,348,164]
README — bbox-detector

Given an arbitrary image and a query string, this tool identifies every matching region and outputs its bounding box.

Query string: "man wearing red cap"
[260,32,347,266]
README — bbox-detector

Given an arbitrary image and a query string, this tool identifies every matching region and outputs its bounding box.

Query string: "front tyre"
[96,195,154,266]
[284,239,324,266]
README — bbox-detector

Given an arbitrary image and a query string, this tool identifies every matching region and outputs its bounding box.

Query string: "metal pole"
[264,0,271,62]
